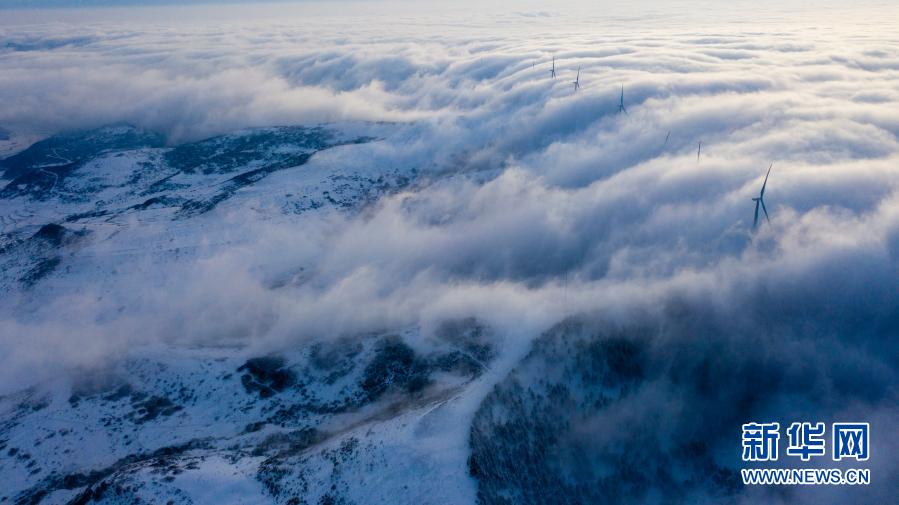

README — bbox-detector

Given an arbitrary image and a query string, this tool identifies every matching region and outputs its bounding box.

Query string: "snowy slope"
[0,123,467,504]
[2,311,495,504]
[0,124,409,297]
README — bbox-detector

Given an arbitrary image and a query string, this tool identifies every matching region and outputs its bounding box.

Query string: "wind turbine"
[697,141,702,162]
[752,164,773,229]
[573,67,580,92]
[550,57,556,79]
[618,84,627,114]
[663,131,670,147]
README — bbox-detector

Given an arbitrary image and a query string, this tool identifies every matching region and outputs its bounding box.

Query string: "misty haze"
[0,1,897,504]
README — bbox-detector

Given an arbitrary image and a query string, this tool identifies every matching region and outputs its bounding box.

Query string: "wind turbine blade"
[761,199,770,223]
[761,163,772,196]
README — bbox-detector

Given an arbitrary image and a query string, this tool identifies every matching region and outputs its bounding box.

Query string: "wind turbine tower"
[550,57,556,79]
[618,85,627,114]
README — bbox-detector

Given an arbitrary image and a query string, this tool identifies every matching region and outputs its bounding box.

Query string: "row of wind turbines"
[547,56,773,231]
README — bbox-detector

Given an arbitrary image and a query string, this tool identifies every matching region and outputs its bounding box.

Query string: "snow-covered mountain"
[2,323,493,504]
[0,124,410,295]
[4,121,893,505]
[1,124,479,505]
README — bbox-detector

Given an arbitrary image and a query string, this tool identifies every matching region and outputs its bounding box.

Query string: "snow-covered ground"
[0,122,503,504]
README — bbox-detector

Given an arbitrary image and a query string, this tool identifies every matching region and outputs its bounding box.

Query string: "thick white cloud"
[0,0,896,376]
[0,2,897,499]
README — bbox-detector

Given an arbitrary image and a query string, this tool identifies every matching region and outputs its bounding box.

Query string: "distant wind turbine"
[663,131,670,147]
[573,67,580,92]
[752,164,773,230]
[697,141,702,162]
[618,84,627,114]
[550,57,556,79]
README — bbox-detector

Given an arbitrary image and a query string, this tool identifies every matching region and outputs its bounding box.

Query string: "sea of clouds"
[0,1,897,500]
